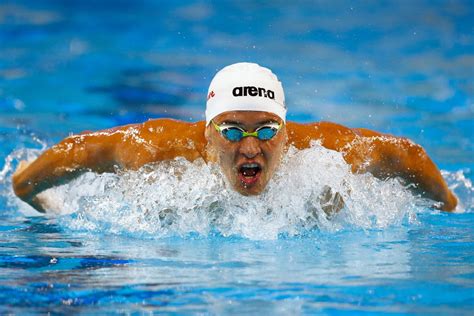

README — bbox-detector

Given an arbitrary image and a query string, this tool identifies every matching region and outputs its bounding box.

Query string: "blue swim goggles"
[212,120,282,142]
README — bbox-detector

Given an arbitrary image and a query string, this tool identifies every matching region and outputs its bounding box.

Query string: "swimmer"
[12,62,457,213]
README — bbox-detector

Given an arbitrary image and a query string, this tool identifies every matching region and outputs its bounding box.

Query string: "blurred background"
[0,0,473,169]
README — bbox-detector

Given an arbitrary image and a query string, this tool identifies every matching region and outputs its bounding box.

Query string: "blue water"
[1,0,473,314]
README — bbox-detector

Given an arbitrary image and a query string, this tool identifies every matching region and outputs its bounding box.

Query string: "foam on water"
[2,143,472,240]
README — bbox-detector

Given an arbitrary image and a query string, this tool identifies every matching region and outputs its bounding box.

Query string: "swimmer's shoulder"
[75,118,207,166]
[142,118,206,136]
[286,121,357,150]
[140,118,207,161]
[79,118,206,142]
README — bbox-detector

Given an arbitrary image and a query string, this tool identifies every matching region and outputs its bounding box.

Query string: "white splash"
[442,169,474,213]
[2,143,471,240]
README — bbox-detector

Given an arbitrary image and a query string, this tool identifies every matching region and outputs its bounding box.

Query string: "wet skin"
[12,112,457,212]
[205,111,287,196]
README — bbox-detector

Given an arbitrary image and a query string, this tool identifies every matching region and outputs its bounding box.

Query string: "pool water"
[1,0,473,314]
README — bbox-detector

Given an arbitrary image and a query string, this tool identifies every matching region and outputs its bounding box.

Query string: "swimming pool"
[1,0,473,314]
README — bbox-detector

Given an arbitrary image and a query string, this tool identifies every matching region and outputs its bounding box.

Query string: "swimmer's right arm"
[12,119,206,212]
[12,130,125,212]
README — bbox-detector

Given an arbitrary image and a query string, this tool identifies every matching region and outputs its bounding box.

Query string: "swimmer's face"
[205,111,287,195]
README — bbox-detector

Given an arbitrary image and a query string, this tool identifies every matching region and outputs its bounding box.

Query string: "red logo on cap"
[207,91,215,100]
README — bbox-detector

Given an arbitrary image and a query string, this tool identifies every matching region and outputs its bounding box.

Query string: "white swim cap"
[205,62,286,125]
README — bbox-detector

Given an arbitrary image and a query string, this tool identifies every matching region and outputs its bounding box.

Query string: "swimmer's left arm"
[348,128,457,212]
[286,122,456,212]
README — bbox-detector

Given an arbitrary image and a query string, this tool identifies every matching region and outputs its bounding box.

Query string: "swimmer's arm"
[349,128,457,212]
[12,130,126,212]
[287,122,456,211]
[12,120,206,212]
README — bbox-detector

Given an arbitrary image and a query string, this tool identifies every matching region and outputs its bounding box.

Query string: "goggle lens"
[223,128,245,142]
[256,126,277,140]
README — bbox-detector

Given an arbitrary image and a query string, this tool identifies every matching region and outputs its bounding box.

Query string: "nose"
[239,136,262,158]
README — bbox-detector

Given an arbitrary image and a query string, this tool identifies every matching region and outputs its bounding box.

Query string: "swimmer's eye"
[212,121,282,142]
[255,123,281,140]
[220,125,246,142]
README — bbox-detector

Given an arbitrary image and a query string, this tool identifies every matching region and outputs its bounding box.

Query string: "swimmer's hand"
[12,160,47,212]
[440,190,458,212]
[319,186,345,217]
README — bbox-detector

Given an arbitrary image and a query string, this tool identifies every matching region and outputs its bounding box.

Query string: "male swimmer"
[12,62,457,213]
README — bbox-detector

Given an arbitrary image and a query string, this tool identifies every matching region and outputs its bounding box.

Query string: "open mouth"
[238,163,262,186]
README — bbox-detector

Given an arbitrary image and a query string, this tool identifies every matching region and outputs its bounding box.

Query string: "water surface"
[1,0,473,314]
